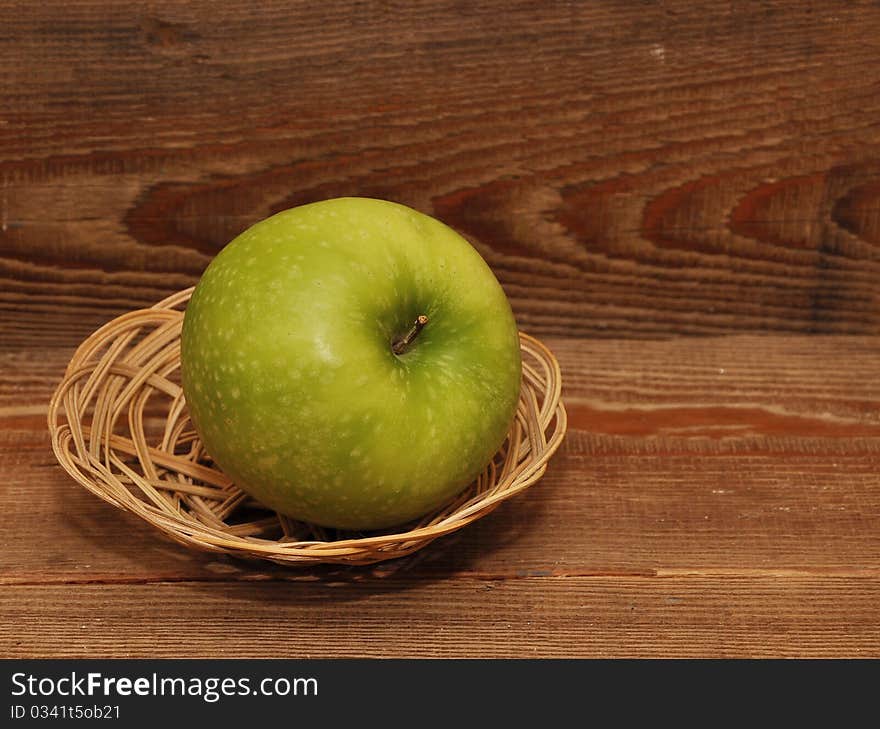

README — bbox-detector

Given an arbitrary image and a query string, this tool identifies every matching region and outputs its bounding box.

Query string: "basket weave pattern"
[48,288,567,566]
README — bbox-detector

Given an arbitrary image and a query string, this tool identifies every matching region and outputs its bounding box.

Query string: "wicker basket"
[48,288,567,566]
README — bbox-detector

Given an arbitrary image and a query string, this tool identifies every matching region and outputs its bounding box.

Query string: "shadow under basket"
[48,288,567,566]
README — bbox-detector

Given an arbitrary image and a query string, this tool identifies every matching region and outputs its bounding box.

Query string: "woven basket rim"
[48,287,567,566]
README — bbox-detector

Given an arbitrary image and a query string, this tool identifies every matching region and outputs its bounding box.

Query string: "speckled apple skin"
[180,198,522,530]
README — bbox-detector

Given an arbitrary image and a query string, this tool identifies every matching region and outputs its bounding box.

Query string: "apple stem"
[392,315,428,355]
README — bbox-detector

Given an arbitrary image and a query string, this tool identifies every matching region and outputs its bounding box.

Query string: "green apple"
[180,197,521,530]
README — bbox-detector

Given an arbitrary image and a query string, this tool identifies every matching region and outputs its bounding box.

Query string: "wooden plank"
[3,2,880,344]
[2,577,878,658]
[3,335,879,583]
[8,333,880,420]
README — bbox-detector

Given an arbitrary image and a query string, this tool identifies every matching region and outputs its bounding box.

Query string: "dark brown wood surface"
[2,0,880,657]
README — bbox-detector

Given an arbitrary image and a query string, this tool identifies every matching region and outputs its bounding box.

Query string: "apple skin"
[180,197,522,530]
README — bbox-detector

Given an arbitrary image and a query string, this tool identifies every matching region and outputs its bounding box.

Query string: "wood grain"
[3,577,878,658]
[3,1,880,347]
[2,0,880,658]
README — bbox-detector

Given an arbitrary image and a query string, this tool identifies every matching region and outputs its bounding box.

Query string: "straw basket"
[48,288,567,566]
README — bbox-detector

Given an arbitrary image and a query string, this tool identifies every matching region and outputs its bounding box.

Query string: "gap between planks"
[4,566,880,587]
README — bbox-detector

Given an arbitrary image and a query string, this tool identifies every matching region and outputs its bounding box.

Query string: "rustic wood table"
[2,1,879,658]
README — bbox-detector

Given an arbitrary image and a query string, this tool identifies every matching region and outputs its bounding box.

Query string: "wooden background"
[2,0,880,657]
